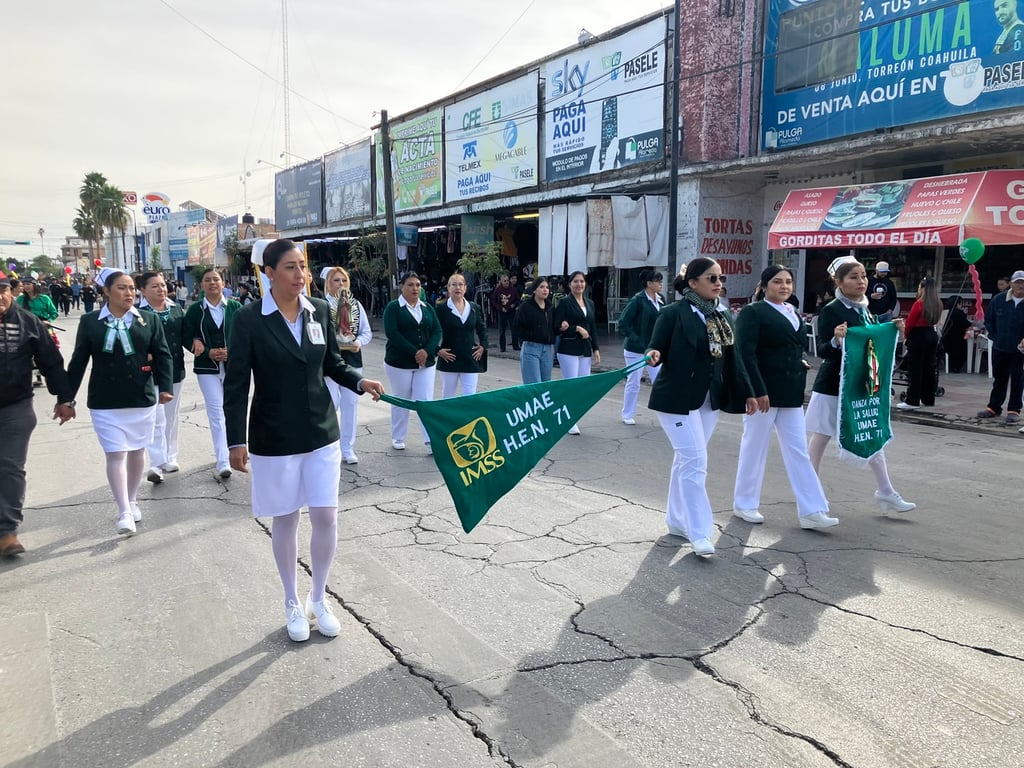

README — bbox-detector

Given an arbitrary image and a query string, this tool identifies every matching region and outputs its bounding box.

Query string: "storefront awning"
[768,170,1024,250]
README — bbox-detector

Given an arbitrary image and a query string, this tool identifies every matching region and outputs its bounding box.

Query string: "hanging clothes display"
[644,195,670,267]
[611,197,649,268]
[586,199,614,268]
[567,202,588,275]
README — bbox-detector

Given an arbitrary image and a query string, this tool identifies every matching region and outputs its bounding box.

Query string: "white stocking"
[868,451,896,496]
[271,511,301,608]
[808,432,831,475]
[105,452,130,514]
[308,506,338,603]
[126,448,146,507]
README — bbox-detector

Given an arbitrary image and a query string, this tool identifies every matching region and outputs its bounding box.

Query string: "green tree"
[95,184,129,270]
[348,231,388,315]
[72,207,99,270]
[79,172,108,267]
[223,231,248,277]
[457,240,504,283]
[31,254,63,276]
[148,244,162,273]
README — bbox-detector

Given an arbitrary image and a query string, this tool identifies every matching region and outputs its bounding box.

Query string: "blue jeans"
[520,342,553,384]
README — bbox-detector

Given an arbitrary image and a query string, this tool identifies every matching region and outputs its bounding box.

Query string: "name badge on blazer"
[307,321,326,345]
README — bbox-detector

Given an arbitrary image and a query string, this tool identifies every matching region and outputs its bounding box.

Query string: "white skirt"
[91,407,157,452]
[805,392,838,437]
[249,441,342,517]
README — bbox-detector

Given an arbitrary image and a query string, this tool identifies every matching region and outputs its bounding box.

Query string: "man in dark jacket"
[977,270,1024,424]
[867,261,899,319]
[490,272,521,352]
[0,273,77,556]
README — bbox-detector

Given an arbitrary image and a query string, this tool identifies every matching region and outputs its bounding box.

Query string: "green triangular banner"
[381,361,645,533]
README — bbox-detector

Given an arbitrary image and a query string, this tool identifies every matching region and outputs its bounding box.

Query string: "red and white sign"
[122,190,138,205]
[768,170,1024,249]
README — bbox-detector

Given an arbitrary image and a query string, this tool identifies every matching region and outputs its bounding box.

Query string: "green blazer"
[617,291,663,353]
[646,301,746,415]
[183,298,243,374]
[812,299,875,396]
[435,300,488,374]
[735,301,809,408]
[223,297,364,457]
[553,296,599,356]
[143,302,186,383]
[67,309,174,410]
[383,300,442,369]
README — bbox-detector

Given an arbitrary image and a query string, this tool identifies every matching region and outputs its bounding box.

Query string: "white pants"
[196,370,228,467]
[733,407,830,518]
[556,353,591,380]
[656,398,718,541]
[440,371,479,399]
[384,363,436,444]
[622,349,661,419]
[147,380,184,468]
[326,371,362,453]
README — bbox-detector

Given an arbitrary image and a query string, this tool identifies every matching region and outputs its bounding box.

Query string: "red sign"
[122,191,138,205]
[768,170,1024,249]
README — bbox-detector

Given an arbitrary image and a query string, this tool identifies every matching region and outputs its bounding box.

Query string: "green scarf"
[680,288,734,358]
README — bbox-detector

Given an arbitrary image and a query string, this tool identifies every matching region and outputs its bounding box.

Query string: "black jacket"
[813,299,873,396]
[0,302,74,407]
[436,300,488,373]
[512,298,555,345]
[735,301,808,408]
[553,296,599,356]
[224,297,364,456]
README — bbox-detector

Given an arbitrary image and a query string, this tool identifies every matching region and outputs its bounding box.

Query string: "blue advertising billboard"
[274,160,324,230]
[761,0,1024,151]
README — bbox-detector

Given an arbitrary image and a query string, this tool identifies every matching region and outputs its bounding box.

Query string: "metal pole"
[666,12,682,280]
[379,109,400,300]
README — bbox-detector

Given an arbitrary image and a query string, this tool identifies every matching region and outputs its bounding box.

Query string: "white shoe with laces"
[622,417,636,425]
[799,512,839,529]
[875,491,916,513]
[286,600,310,642]
[217,464,232,479]
[130,503,142,523]
[732,508,764,524]
[392,440,406,450]
[691,538,715,556]
[147,467,164,483]
[161,462,180,473]
[343,452,359,465]
[306,594,341,637]
[895,402,918,411]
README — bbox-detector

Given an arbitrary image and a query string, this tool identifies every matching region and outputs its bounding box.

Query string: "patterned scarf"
[680,287,734,358]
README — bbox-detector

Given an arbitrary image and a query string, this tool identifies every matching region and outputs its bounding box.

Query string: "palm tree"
[79,172,108,266]
[72,207,98,273]
[95,184,129,270]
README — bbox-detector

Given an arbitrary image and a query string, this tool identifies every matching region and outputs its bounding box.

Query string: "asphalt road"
[2,311,1021,767]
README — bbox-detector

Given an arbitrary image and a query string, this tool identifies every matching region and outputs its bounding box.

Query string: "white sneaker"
[392,440,406,450]
[161,462,180,473]
[622,417,636,425]
[115,512,136,535]
[305,594,341,637]
[732,508,764,524]
[568,425,581,435]
[286,600,310,642]
[216,464,232,479]
[666,524,688,539]
[342,452,359,465]
[147,467,164,483]
[1019,425,1024,434]
[895,402,918,411]
[799,512,839,529]
[130,503,142,522]
[691,538,715,556]
[425,443,432,455]
[875,491,916,513]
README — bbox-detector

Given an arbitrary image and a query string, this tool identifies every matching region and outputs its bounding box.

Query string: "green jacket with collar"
[183,298,242,374]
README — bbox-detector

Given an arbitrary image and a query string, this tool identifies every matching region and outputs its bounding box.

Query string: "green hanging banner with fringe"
[837,323,898,462]
[381,360,647,533]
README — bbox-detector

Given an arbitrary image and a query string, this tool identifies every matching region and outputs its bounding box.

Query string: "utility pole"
[281,0,292,165]
[379,109,400,300]
[666,12,682,282]
[37,227,44,259]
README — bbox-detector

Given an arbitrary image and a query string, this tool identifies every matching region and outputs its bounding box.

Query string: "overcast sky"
[0,0,671,264]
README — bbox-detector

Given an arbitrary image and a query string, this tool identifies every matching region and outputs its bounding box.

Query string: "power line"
[453,0,539,91]
[153,0,367,132]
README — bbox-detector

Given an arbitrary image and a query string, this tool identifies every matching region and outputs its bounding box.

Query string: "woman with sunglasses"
[806,256,915,513]
[646,258,748,556]
[732,265,835,529]
[323,267,372,464]
[383,271,441,453]
[617,269,664,425]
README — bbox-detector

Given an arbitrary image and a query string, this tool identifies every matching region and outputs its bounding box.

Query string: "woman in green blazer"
[436,273,487,398]
[732,265,834,530]
[806,256,915,514]
[182,268,242,478]
[383,271,442,452]
[553,271,601,435]
[139,271,186,482]
[617,269,664,425]
[645,257,747,557]
[223,239,384,643]
[67,270,174,536]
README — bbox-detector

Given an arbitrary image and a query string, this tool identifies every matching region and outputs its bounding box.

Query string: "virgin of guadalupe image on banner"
[837,323,898,462]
